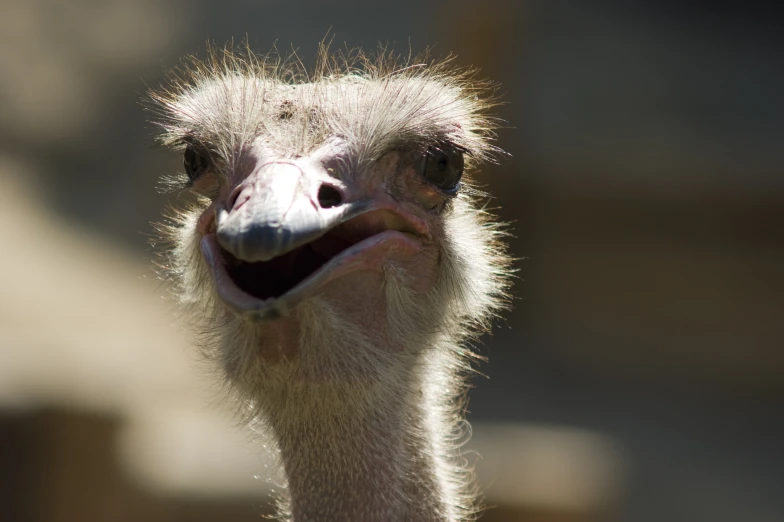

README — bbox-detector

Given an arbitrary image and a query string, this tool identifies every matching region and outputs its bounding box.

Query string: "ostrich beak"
[215,162,366,262]
[203,161,426,320]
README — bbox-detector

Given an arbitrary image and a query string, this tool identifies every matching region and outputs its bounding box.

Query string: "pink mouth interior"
[223,219,379,300]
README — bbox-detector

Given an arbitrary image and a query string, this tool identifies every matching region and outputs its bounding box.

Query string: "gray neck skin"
[262,370,449,522]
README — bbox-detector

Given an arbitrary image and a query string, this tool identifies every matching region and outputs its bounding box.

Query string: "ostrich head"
[150,46,510,522]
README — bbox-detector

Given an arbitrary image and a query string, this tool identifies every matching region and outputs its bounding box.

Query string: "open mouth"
[223,224,373,301]
[200,210,425,319]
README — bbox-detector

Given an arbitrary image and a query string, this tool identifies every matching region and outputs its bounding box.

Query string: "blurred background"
[1,1,783,521]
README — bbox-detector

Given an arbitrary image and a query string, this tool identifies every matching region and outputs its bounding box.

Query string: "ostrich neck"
[261,357,451,522]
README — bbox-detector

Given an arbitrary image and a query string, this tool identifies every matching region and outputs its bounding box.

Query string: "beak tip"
[216,225,287,263]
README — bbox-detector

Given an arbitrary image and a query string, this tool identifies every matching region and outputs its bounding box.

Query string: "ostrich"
[149,46,511,522]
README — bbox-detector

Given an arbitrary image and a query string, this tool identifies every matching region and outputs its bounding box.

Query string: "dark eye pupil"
[437,157,448,171]
[184,145,208,181]
[422,143,464,194]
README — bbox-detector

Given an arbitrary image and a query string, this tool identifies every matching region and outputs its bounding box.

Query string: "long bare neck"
[270,376,447,521]
[246,336,464,522]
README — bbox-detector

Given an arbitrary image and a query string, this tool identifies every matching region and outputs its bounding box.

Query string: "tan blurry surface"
[0,159,272,496]
[0,159,197,413]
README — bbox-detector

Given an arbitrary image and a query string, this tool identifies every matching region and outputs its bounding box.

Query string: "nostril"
[317,184,343,209]
[226,185,244,211]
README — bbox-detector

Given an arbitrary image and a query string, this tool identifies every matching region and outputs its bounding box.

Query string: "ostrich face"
[193,139,458,322]
[152,52,507,374]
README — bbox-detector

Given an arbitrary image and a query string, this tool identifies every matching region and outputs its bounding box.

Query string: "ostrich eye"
[183,144,209,182]
[422,143,464,195]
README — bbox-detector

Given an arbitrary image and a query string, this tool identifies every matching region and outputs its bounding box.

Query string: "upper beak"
[215,162,366,262]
